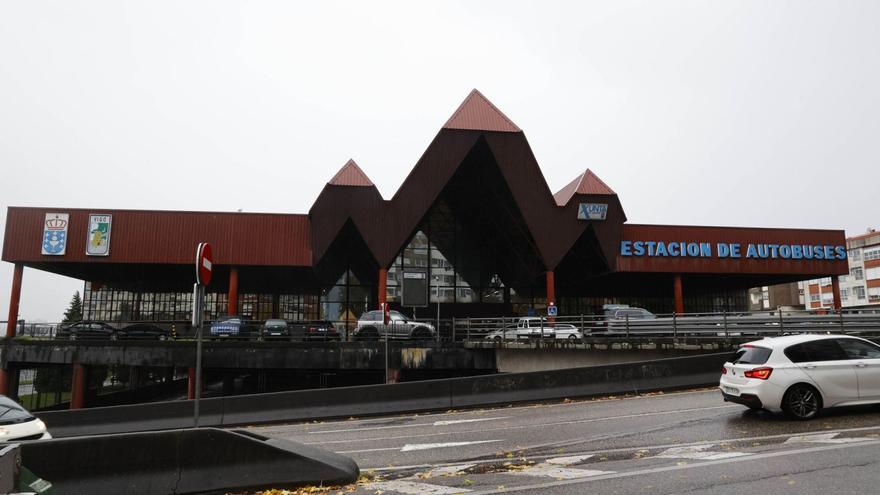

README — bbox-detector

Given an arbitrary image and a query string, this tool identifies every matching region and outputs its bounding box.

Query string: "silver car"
[353,310,436,341]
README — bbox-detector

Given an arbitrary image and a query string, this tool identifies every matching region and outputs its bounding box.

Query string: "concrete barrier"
[37,353,730,438]
[20,428,359,495]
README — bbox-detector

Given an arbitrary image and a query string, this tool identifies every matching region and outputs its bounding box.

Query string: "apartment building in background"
[799,228,880,310]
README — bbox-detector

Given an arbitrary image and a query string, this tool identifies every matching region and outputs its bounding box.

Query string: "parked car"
[56,321,117,340]
[485,324,529,342]
[295,321,342,342]
[260,319,291,340]
[0,394,51,441]
[116,323,171,340]
[546,323,584,341]
[209,316,248,339]
[720,334,880,420]
[353,310,436,341]
[485,317,584,342]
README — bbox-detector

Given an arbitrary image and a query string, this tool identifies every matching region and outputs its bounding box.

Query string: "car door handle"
[803,365,817,369]
[856,363,868,368]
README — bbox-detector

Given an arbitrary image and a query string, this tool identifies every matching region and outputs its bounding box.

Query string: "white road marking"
[310,416,508,435]
[337,446,401,454]
[367,480,471,494]
[306,404,738,439]
[654,444,749,460]
[508,465,614,479]
[401,440,503,452]
[433,417,509,426]
[546,454,594,465]
[468,440,880,494]
[365,424,880,471]
[784,432,872,444]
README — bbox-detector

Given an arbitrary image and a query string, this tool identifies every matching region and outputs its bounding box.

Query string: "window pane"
[837,339,880,359]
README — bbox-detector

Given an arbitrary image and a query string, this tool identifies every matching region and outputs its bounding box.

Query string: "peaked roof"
[327,159,374,187]
[554,169,616,206]
[443,89,521,133]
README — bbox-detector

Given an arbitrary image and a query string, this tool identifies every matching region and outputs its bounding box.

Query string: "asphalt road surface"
[249,388,880,494]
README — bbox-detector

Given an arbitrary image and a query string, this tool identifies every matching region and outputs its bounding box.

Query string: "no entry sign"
[196,242,213,286]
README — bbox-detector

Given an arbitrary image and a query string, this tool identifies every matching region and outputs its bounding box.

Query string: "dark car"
[116,323,171,340]
[260,319,291,340]
[56,321,117,340]
[295,321,341,342]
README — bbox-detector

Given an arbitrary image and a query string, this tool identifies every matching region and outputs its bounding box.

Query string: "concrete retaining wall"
[37,352,730,438]
[21,428,359,495]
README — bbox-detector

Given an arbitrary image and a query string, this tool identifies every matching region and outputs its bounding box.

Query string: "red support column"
[6,264,23,337]
[673,274,685,314]
[0,369,8,396]
[227,267,239,316]
[70,363,87,410]
[546,271,556,322]
[187,367,196,399]
[378,268,387,309]
[831,275,842,311]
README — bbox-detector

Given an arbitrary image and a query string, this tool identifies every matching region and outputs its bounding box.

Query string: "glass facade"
[385,199,525,307]
[83,282,320,322]
[319,270,372,329]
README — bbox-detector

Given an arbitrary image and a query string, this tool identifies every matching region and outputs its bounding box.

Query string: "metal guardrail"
[10,310,880,346]
[453,310,880,347]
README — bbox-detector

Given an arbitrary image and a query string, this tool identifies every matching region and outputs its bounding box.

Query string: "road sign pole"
[193,283,204,428]
[192,242,213,429]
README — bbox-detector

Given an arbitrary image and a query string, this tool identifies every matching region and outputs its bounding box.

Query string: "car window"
[837,339,880,359]
[732,346,772,365]
[785,340,847,363]
[362,311,378,321]
[0,396,34,425]
[390,311,407,322]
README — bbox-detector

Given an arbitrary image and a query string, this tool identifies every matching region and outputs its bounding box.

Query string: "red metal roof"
[328,159,374,187]
[2,207,312,266]
[554,169,616,205]
[443,89,521,133]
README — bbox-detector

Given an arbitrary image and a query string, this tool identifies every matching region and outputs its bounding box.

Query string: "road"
[249,388,880,494]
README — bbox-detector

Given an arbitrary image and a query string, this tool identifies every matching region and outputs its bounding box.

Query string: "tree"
[62,291,83,323]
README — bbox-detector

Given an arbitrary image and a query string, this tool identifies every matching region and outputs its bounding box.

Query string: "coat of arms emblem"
[42,213,69,255]
[86,214,112,256]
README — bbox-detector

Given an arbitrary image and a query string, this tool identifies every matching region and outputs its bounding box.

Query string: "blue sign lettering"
[620,241,847,261]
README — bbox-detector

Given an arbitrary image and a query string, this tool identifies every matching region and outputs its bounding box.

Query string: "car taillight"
[721,366,727,374]
[744,367,773,380]
[308,327,317,333]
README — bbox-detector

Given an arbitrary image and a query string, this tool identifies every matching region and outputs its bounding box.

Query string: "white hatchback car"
[720,334,880,420]
[0,395,51,441]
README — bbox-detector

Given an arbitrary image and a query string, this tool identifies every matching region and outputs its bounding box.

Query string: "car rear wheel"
[567,334,579,342]
[69,333,77,341]
[110,332,119,341]
[782,384,822,420]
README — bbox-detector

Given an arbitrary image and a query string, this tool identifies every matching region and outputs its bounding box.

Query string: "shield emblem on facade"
[86,214,112,256]
[41,213,69,256]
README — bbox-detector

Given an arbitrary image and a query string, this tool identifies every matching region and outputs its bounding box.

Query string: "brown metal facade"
[3,207,311,266]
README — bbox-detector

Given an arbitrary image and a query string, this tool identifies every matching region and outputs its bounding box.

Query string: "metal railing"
[453,309,880,347]
[9,310,880,346]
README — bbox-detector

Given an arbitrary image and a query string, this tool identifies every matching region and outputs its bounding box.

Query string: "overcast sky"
[2,1,878,322]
